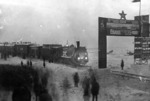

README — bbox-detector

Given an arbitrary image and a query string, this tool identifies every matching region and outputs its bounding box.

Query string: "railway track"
[110,70,150,82]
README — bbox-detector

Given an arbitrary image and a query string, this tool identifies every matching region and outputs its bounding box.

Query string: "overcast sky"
[0,0,149,48]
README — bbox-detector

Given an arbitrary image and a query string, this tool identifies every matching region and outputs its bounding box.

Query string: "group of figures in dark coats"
[21,60,32,67]
[21,59,46,68]
[73,72,100,101]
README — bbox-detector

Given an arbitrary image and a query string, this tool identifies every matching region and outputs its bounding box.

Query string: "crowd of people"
[20,59,100,101]
[73,72,100,101]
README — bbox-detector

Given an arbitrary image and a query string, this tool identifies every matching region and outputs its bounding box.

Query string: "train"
[0,41,89,66]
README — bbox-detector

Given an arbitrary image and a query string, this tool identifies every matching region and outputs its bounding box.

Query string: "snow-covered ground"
[0,48,150,101]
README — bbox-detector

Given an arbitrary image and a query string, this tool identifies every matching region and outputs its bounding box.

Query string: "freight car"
[0,42,32,59]
[14,43,30,59]
[0,41,89,66]
[0,42,14,59]
[41,44,63,62]
[29,44,41,58]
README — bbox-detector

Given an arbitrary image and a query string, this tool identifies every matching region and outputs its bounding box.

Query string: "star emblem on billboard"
[119,10,127,20]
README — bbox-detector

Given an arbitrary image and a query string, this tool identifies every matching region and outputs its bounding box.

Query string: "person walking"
[73,72,79,87]
[121,59,124,70]
[27,60,30,66]
[12,86,31,101]
[91,77,100,101]
[30,60,32,67]
[39,88,52,101]
[83,76,90,101]
[21,61,23,67]
[43,60,46,68]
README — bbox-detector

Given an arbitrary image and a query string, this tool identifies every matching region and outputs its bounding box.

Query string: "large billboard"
[134,15,149,37]
[99,17,140,36]
[135,15,149,23]
[134,37,150,64]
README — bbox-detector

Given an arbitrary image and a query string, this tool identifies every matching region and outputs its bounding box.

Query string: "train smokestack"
[76,41,80,48]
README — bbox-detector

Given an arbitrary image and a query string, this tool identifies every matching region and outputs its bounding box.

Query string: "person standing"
[73,72,79,87]
[121,59,124,70]
[91,77,100,101]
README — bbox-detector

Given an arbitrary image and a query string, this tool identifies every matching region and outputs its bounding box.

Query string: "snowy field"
[0,48,150,101]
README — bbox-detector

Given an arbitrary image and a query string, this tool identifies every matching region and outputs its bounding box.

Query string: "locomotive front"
[71,46,89,66]
[63,41,89,66]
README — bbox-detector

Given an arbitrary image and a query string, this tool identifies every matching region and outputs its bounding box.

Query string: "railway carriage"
[0,41,89,66]
[29,44,42,58]
[13,42,31,59]
[41,44,63,62]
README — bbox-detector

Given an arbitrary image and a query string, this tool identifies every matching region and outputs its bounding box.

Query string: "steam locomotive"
[0,41,89,66]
